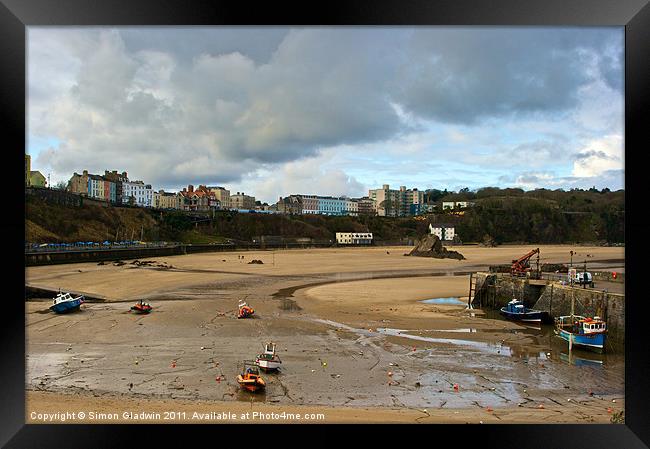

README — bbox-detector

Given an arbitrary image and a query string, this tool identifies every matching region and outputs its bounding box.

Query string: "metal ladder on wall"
[467,273,477,309]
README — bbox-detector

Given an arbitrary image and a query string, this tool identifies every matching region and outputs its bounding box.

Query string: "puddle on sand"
[278,298,302,312]
[308,316,620,369]
[376,327,549,358]
[420,297,467,306]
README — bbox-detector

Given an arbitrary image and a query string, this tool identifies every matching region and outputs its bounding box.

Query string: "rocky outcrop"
[408,234,465,260]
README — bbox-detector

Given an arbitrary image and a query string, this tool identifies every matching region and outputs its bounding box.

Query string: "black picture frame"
[4,0,649,447]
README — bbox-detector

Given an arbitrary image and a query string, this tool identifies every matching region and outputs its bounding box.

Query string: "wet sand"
[25,245,625,423]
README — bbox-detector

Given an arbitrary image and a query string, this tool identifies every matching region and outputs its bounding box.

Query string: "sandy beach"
[25,245,625,423]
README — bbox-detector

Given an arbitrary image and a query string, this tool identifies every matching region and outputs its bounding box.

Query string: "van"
[569,270,594,287]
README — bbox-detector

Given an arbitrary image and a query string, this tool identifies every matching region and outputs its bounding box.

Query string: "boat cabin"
[579,317,606,334]
[504,299,526,313]
[245,366,260,376]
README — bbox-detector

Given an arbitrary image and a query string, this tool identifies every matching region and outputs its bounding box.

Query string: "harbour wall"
[24,242,335,266]
[473,272,624,342]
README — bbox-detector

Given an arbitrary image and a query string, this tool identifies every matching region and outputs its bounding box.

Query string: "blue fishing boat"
[500,299,547,323]
[554,315,607,353]
[50,291,84,313]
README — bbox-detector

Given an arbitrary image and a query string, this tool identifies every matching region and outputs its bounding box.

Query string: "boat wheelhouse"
[255,342,282,371]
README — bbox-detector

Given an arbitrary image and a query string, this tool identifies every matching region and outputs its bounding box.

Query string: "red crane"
[511,248,540,277]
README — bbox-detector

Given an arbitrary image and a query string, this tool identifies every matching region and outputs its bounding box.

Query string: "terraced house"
[178,185,220,211]
[123,180,153,207]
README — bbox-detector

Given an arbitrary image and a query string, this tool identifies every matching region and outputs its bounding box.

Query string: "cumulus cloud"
[237,155,367,203]
[572,134,623,177]
[27,27,624,194]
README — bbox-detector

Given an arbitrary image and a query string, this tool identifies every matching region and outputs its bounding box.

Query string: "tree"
[54,181,68,190]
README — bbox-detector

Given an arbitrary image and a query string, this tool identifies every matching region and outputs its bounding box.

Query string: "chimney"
[188,185,194,192]
[83,170,88,176]
[383,184,389,190]
[122,172,127,178]
[183,188,187,193]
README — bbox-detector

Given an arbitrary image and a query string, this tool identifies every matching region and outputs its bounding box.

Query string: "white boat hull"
[256,358,281,370]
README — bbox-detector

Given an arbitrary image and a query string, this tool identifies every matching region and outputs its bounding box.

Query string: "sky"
[27,27,624,204]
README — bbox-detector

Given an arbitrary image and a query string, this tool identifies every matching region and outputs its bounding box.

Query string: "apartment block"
[369,184,423,217]
[355,197,376,216]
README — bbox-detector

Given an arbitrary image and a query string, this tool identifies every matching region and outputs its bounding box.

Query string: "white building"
[336,232,373,245]
[122,181,153,207]
[443,201,470,210]
[429,223,455,241]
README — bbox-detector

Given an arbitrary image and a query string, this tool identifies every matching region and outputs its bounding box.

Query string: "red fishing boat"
[237,300,254,319]
[130,299,152,314]
[237,361,266,392]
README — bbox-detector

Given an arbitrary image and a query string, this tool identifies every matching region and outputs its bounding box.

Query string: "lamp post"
[569,251,574,286]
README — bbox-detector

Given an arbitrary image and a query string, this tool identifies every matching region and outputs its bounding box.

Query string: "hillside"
[25,190,624,245]
[25,195,427,244]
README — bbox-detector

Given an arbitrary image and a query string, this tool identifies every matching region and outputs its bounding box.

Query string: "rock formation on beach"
[408,234,465,260]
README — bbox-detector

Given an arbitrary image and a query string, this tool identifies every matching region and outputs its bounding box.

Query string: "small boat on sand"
[50,291,84,314]
[237,361,266,392]
[255,342,282,371]
[130,299,152,314]
[500,299,547,323]
[237,300,254,319]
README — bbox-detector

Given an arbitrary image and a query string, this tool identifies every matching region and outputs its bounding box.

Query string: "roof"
[429,223,455,228]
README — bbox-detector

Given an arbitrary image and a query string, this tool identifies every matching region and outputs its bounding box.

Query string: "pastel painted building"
[29,171,47,188]
[154,190,182,209]
[87,175,106,200]
[318,196,347,215]
[207,186,231,209]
